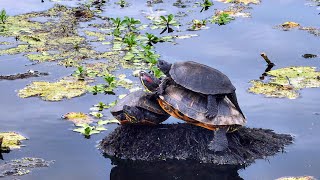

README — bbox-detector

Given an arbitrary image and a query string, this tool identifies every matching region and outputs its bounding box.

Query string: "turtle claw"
[205,112,217,119]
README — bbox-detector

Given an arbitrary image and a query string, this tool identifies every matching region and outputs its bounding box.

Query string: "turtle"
[110,90,170,125]
[139,71,246,152]
[156,60,245,121]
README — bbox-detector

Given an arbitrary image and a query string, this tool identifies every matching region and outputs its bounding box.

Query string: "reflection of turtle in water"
[157,60,245,120]
[110,90,170,125]
[139,71,246,152]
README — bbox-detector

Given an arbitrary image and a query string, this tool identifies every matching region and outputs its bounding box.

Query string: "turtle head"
[157,60,172,76]
[139,71,161,92]
[123,105,142,123]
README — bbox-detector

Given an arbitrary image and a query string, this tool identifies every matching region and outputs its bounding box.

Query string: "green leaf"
[168,14,174,22]
[98,119,120,125]
[95,126,107,131]
[88,130,100,135]
[160,16,167,22]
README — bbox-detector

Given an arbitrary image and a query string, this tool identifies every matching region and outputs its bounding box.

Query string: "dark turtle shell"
[170,61,236,95]
[158,85,246,128]
[110,90,169,124]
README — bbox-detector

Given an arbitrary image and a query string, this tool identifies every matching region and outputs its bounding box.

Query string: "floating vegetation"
[73,123,107,137]
[0,157,54,178]
[0,132,27,151]
[211,12,235,25]
[63,112,94,125]
[218,0,260,5]
[0,45,35,55]
[277,21,301,30]
[249,66,320,99]
[90,112,104,118]
[18,77,88,101]
[199,0,214,12]
[97,119,120,125]
[116,0,129,7]
[275,22,320,37]
[276,176,317,180]
[0,5,110,65]
[189,19,207,31]
[84,30,107,41]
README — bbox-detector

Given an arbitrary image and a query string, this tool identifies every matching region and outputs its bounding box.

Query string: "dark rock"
[0,70,48,80]
[100,124,293,165]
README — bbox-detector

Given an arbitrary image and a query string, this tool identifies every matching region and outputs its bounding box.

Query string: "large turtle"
[139,71,246,152]
[110,90,170,125]
[157,60,245,121]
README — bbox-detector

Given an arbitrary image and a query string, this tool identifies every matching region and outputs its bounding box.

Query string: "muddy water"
[0,0,319,179]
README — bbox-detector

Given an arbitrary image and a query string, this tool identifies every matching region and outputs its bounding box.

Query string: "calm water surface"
[0,0,319,179]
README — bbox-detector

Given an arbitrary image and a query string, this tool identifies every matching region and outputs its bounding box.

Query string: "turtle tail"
[227,92,245,119]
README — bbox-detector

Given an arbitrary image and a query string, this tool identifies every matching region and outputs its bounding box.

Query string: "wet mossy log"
[100,124,293,165]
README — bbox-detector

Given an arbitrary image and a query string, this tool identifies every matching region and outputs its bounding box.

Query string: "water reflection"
[109,158,245,180]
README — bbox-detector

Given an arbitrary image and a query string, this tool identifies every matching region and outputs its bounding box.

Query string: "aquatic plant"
[123,16,141,31]
[97,119,120,125]
[73,66,87,80]
[90,112,103,118]
[190,19,207,30]
[160,14,175,26]
[145,33,160,45]
[200,0,213,12]
[123,34,137,49]
[95,102,109,111]
[103,73,116,85]
[88,84,106,95]
[73,124,102,136]
[150,66,164,78]
[117,0,128,7]
[212,12,234,25]
[0,9,8,24]
[140,45,160,64]
[110,17,124,29]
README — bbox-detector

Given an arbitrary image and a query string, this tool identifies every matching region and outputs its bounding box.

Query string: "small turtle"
[157,60,245,120]
[139,71,246,152]
[110,90,170,125]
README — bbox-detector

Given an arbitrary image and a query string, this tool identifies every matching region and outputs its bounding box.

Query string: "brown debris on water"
[100,124,293,165]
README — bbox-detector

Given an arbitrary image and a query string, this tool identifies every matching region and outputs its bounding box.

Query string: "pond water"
[0,0,319,179]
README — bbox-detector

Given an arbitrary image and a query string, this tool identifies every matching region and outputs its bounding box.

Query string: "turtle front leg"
[157,77,170,95]
[206,95,219,119]
[208,127,229,152]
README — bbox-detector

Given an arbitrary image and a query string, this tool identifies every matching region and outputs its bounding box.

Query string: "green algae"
[84,30,107,41]
[18,77,88,101]
[0,157,54,178]
[0,44,35,55]
[249,66,320,99]
[63,112,93,125]
[0,4,100,65]
[0,41,11,45]
[0,132,27,151]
